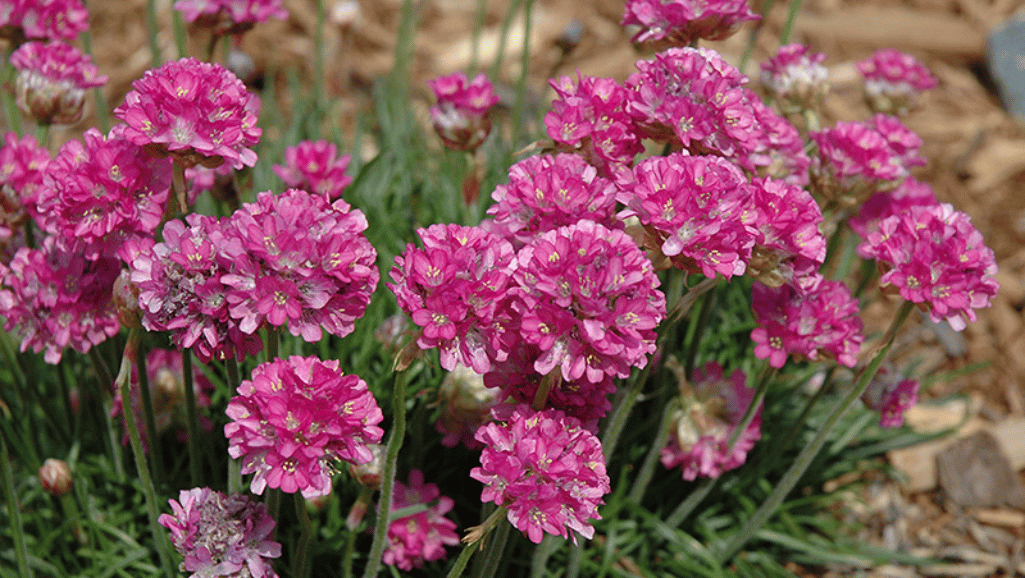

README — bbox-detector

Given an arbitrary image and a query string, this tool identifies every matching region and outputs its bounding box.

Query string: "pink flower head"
[858,203,998,331]
[759,44,828,110]
[743,177,827,288]
[862,366,919,429]
[173,0,287,35]
[486,154,621,247]
[436,364,499,449]
[471,405,611,544]
[621,0,759,46]
[10,40,106,125]
[427,72,499,152]
[661,362,761,480]
[545,74,641,176]
[272,140,353,203]
[219,189,378,342]
[0,0,89,42]
[0,132,49,243]
[513,220,665,383]
[857,48,938,115]
[849,177,939,241]
[747,98,811,186]
[751,275,864,368]
[382,470,460,570]
[0,238,120,364]
[619,153,754,279]
[388,224,516,374]
[184,163,235,206]
[111,348,215,451]
[224,355,385,498]
[114,58,261,171]
[121,213,263,363]
[159,487,282,578]
[36,126,172,259]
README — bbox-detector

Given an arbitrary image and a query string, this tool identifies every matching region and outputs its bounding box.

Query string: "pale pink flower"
[857,48,938,115]
[862,366,919,429]
[759,44,828,110]
[174,0,287,34]
[273,140,353,203]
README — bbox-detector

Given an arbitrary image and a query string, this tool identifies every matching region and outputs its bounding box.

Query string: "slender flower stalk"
[1,436,31,578]
[135,344,163,484]
[294,493,313,578]
[181,349,203,486]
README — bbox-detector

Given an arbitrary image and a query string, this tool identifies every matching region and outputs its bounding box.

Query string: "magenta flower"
[36,126,172,259]
[849,177,939,241]
[858,203,998,331]
[159,487,282,578]
[0,238,120,364]
[428,72,499,152]
[174,0,287,34]
[759,44,828,110]
[857,48,938,115]
[750,275,864,368]
[621,0,759,46]
[0,0,89,42]
[10,40,106,125]
[661,362,762,481]
[114,58,261,171]
[382,470,460,570]
[544,74,641,176]
[619,153,754,279]
[388,224,516,373]
[184,163,235,206]
[862,367,919,429]
[513,220,665,383]
[743,177,827,288]
[225,355,384,498]
[219,189,378,342]
[471,405,610,544]
[486,154,621,247]
[272,140,353,203]
[0,132,49,244]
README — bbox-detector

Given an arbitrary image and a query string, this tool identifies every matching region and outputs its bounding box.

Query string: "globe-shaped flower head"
[0,0,89,43]
[10,40,107,125]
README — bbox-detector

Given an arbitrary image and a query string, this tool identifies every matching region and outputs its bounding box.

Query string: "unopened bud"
[347,444,384,489]
[39,458,72,496]
[113,270,142,329]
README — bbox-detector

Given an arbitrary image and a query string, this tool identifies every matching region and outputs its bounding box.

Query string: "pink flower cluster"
[115,58,261,171]
[857,48,938,114]
[862,367,919,429]
[159,487,281,578]
[224,355,384,498]
[273,140,353,203]
[621,0,759,46]
[174,0,287,34]
[858,203,998,331]
[471,405,610,544]
[661,362,762,480]
[759,44,828,110]
[744,177,827,288]
[10,40,107,125]
[427,72,499,152]
[0,132,49,245]
[36,126,171,259]
[751,275,864,368]
[388,224,515,373]
[0,0,89,42]
[849,177,938,240]
[545,74,641,176]
[383,470,460,570]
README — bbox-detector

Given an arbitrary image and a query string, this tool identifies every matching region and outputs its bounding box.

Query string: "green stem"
[765,366,837,468]
[145,0,163,66]
[488,0,524,80]
[666,477,715,528]
[117,329,174,577]
[738,0,776,73]
[511,0,534,147]
[532,371,559,410]
[172,9,189,59]
[600,366,649,461]
[1,50,24,136]
[314,0,326,127]
[445,540,479,578]
[182,348,203,486]
[80,25,110,132]
[266,488,281,524]
[530,534,560,578]
[360,369,408,578]
[779,0,804,45]
[467,0,487,75]
[472,516,511,578]
[1,435,32,578]
[716,301,914,562]
[293,493,314,578]
[136,342,163,485]
[266,326,280,362]
[566,541,583,578]
[682,280,719,378]
[628,398,677,503]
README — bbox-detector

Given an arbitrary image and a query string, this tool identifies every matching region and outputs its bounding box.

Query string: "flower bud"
[113,270,142,329]
[39,458,72,496]
[348,444,385,489]
[436,364,497,448]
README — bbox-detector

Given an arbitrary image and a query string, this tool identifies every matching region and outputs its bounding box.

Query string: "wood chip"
[971,508,1025,529]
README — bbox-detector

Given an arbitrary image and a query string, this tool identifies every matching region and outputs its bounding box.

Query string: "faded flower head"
[224,355,384,498]
[428,72,499,152]
[382,470,460,571]
[661,362,761,481]
[114,58,261,171]
[857,48,938,115]
[10,40,107,125]
[471,405,610,544]
[760,43,828,111]
[621,0,759,46]
[174,0,287,35]
[159,487,282,578]
[273,140,353,203]
[0,0,89,42]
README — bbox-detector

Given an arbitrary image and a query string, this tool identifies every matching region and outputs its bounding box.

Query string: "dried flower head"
[436,364,499,449]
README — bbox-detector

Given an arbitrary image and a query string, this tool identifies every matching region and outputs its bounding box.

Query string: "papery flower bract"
[471,405,610,544]
[0,131,49,244]
[273,140,353,203]
[219,189,378,342]
[621,0,759,46]
[388,224,515,373]
[10,40,106,125]
[486,153,621,247]
[382,470,460,570]
[858,203,998,331]
[759,43,828,111]
[428,72,499,152]
[224,355,384,498]
[618,153,754,279]
[750,275,864,368]
[857,48,938,115]
[36,126,172,259]
[862,366,919,429]
[661,362,761,480]
[174,0,287,35]
[0,0,89,42]
[514,220,665,383]
[114,58,261,171]
[436,364,499,449]
[743,177,826,288]
[159,487,282,578]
